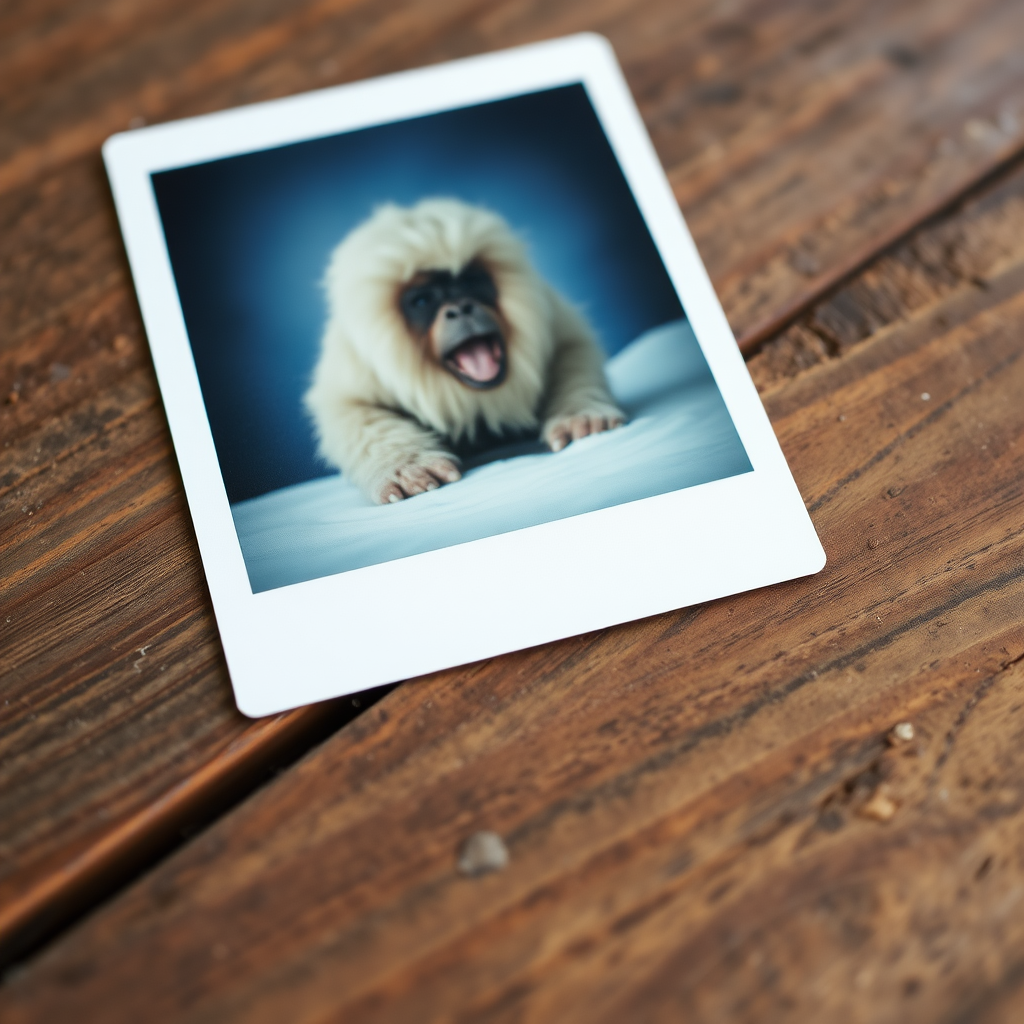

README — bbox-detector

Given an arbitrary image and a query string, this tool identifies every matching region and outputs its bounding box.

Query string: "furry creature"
[305,198,625,504]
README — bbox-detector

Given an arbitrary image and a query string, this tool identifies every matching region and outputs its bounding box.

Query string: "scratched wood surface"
[3,0,1024,981]
[5,147,1024,1022]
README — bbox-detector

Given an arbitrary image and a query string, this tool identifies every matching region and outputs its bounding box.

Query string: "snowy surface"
[232,319,751,592]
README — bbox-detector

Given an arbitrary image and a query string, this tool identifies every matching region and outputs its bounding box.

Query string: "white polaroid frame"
[103,33,825,717]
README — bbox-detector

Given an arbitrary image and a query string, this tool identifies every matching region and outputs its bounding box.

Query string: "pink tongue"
[453,339,501,382]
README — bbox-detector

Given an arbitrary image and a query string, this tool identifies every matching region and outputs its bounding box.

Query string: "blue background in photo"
[151,84,684,503]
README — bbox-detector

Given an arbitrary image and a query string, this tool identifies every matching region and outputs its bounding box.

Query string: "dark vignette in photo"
[152,84,685,504]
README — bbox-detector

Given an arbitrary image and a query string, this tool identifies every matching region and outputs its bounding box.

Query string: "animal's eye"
[411,293,431,308]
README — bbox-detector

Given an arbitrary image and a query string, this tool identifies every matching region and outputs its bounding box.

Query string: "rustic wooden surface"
[2,0,1024,1015]
[5,147,1024,1022]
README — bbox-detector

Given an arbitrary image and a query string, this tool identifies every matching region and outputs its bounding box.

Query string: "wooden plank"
[4,0,1024,966]
[4,144,1024,1023]
[747,156,1024,390]
[5,0,1024,340]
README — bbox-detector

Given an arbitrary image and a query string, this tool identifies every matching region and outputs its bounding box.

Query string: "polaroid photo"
[103,33,826,717]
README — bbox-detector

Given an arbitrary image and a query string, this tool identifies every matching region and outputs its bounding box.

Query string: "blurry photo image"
[152,84,752,593]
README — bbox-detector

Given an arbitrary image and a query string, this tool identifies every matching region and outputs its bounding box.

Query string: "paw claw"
[376,454,461,504]
[544,409,625,452]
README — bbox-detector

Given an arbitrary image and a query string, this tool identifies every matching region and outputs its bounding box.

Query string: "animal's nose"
[444,301,475,320]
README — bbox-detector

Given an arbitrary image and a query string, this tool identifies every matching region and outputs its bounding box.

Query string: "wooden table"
[3,1,1024,1020]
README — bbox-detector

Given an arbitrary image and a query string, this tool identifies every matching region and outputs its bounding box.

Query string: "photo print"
[104,35,824,714]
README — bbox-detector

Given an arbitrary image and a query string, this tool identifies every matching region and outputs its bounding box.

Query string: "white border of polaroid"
[103,33,825,717]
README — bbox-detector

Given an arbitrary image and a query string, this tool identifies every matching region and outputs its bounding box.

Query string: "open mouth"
[443,333,507,389]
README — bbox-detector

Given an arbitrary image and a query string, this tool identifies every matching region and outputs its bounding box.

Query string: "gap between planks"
[0,688,390,968]
[736,134,1024,355]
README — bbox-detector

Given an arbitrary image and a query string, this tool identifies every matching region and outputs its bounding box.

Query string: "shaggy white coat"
[304,198,623,502]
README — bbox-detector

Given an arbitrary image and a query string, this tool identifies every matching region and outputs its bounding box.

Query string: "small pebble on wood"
[859,787,898,822]
[888,721,915,745]
[458,831,509,876]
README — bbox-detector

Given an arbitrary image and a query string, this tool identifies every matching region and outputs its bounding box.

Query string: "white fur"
[304,198,624,503]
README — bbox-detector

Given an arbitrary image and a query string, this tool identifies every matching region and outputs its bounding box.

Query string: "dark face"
[398,261,508,389]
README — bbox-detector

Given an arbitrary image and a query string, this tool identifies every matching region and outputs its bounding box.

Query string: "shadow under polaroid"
[231,319,752,593]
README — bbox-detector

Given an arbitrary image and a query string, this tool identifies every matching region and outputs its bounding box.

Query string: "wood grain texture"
[4,0,1024,974]
[4,147,1024,1022]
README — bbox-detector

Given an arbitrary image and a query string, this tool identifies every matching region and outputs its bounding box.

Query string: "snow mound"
[232,319,750,591]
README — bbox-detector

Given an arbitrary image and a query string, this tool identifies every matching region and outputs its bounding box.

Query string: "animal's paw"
[543,410,625,453]
[375,454,462,504]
